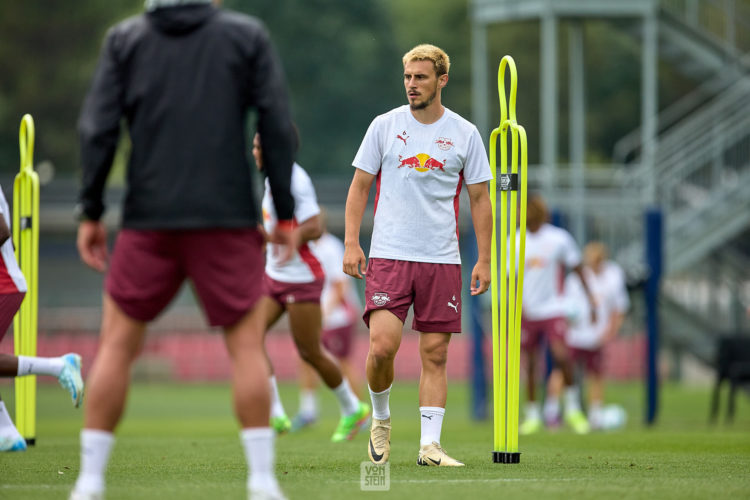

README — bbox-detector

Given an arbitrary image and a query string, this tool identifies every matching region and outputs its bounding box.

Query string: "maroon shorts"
[363,258,462,333]
[106,228,265,327]
[0,292,25,341]
[520,316,567,351]
[570,347,603,375]
[321,323,354,358]
[263,275,324,306]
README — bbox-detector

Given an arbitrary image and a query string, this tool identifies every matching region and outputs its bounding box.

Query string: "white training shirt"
[263,163,322,283]
[564,262,630,349]
[353,105,492,264]
[0,186,27,294]
[310,233,361,329]
[520,223,581,320]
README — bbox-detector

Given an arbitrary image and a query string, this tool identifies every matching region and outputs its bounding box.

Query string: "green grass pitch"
[1,380,749,499]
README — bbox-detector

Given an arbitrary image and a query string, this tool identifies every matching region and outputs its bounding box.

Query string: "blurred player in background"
[0,185,84,452]
[254,133,370,442]
[291,210,364,431]
[72,1,297,498]
[518,194,596,435]
[344,44,492,467]
[546,241,630,430]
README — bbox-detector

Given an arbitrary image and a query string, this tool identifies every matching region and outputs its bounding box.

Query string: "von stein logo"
[500,174,511,191]
[499,173,517,191]
[360,462,390,491]
[398,153,445,172]
[371,292,391,307]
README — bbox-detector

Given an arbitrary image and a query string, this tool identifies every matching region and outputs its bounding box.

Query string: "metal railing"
[661,0,750,54]
[614,1,750,164]
[654,78,750,252]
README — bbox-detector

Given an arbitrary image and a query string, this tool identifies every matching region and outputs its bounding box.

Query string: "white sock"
[0,401,21,436]
[298,389,318,418]
[269,376,286,419]
[564,386,582,414]
[332,379,359,416]
[419,406,445,446]
[73,429,115,494]
[525,401,541,421]
[17,355,65,377]
[543,397,560,422]
[369,385,391,420]
[241,427,281,495]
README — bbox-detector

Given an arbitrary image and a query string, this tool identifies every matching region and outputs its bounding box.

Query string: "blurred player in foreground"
[254,134,370,442]
[344,44,492,467]
[546,241,630,430]
[518,194,596,435]
[72,1,296,498]
[0,185,84,452]
[291,211,364,431]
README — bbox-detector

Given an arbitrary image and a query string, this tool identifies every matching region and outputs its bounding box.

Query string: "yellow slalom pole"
[13,114,40,445]
[491,55,528,464]
[489,123,500,452]
[510,125,528,453]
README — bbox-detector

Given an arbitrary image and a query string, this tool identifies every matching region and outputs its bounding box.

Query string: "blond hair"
[402,44,450,76]
[584,241,608,268]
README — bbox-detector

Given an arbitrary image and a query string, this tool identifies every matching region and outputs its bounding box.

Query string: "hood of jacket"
[147,2,216,36]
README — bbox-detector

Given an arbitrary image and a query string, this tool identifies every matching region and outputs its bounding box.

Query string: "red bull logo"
[398,153,445,172]
[435,137,454,151]
[527,256,546,269]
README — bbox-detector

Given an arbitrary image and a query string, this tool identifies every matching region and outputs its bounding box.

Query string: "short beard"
[409,87,437,111]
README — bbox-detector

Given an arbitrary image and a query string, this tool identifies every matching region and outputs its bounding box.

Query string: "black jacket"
[78,4,295,227]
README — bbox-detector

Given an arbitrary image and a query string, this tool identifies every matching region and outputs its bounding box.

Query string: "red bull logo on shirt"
[398,153,445,173]
[435,137,454,151]
[527,256,547,269]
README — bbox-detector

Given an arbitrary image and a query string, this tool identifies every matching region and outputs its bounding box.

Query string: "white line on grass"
[331,478,578,484]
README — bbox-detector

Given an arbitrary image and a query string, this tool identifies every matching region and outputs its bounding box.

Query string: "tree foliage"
[0,1,142,176]
[226,0,402,174]
[0,0,701,180]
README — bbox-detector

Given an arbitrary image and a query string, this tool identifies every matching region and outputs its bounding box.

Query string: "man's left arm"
[466,181,492,295]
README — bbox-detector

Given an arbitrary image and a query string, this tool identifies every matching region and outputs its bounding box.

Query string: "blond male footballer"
[343,44,492,467]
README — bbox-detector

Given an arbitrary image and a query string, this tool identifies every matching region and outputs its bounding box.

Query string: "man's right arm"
[77,29,125,223]
[343,169,374,279]
[76,29,124,272]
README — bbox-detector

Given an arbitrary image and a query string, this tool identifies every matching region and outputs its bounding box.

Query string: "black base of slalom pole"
[492,451,521,464]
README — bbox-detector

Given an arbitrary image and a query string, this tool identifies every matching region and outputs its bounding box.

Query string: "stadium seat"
[709,335,750,424]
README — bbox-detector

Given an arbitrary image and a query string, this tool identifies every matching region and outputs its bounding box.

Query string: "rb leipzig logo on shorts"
[371,292,391,307]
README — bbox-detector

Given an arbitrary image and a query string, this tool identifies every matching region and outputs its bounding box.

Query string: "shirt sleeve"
[609,263,631,313]
[77,27,126,221]
[291,167,321,224]
[352,115,384,175]
[463,126,493,184]
[561,230,582,269]
[248,22,295,221]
